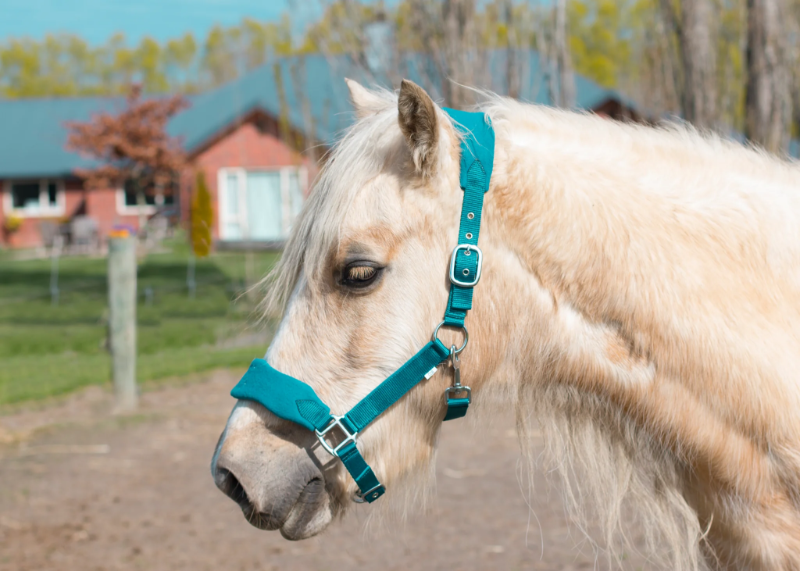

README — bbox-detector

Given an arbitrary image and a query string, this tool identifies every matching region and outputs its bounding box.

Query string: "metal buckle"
[352,483,385,504]
[315,415,357,457]
[444,345,471,404]
[444,385,472,404]
[449,244,483,287]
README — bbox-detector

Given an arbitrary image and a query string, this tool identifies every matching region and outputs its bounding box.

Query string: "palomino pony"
[212,79,800,569]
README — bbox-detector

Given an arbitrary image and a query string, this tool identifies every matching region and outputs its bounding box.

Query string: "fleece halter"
[230,108,495,503]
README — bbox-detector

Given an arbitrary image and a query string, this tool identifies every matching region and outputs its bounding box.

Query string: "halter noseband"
[230,108,495,503]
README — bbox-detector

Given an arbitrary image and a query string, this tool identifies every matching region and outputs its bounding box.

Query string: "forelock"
[260,87,401,317]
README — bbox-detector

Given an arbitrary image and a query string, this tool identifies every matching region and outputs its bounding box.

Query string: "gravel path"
[0,371,649,570]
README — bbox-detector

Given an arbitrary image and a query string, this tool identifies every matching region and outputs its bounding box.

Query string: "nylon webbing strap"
[443,398,470,421]
[439,109,495,422]
[344,340,449,431]
[324,340,449,503]
[308,340,447,503]
[338,441,385,502]
[441,108,495,328]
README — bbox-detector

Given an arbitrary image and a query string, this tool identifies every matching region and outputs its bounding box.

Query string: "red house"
[0,54,636,250]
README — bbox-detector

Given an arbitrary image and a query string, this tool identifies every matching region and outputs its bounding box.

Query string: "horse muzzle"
[211,402,335,540]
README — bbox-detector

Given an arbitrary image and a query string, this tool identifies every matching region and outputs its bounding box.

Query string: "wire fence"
[0,249,278,406]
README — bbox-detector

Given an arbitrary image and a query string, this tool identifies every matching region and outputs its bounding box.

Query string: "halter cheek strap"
[442,108,494,329]
[229,109,495,503]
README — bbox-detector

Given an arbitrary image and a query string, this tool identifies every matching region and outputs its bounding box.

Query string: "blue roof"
[169,55,358,152]
[0,96,128,178]
[0,52,628,179]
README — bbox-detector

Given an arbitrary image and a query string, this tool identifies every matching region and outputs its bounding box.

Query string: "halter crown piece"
[230,108,495,503]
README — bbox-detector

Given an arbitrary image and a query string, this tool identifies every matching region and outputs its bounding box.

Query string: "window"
[218,167,306,241]
[117,182,175,215]
[3,180,64,216]
[124,190,157,207]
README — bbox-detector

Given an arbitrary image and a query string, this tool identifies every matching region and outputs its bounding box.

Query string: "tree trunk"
[680,0,717,129]
[745,0,792,153]
[553,0,575,108]
[136,183,147,242]
[657,0,683,115]
[503,0,520,100]
[442,0,476,108]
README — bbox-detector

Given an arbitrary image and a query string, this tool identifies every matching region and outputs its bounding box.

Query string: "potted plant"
[3,214,23,245]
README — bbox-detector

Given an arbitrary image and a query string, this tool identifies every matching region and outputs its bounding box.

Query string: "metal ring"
[432,321,468,354]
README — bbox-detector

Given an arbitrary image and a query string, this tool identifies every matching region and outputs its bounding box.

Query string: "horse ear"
[346,78,385,118]
[397,79,439,177]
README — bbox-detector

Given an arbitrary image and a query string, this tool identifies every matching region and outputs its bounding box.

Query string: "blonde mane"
[260,87,401,317]
[258,86,800,569]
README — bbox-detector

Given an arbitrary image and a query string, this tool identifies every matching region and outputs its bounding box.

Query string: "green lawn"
[0,237,280,405]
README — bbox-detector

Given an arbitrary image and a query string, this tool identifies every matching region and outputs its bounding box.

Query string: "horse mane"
[261,84,800,569]
[259,87,400,318]
[265,85,799,321]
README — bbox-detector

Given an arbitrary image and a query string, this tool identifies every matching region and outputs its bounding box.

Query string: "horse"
[211,78,800,570]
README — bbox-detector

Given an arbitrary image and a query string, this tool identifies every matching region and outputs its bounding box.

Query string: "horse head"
[211,80,513,539]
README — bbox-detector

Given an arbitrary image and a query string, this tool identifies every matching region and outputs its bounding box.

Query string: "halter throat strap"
[229,108,495,502]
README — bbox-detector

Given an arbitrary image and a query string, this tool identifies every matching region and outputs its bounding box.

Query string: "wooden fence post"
[108,236,137,411]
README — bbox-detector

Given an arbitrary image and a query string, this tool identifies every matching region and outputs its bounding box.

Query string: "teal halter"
[230,108,495,503]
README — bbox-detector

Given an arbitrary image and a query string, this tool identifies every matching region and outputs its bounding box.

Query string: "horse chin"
[278,478,334,540]
[279,503,333,540]
[235,477,333,539]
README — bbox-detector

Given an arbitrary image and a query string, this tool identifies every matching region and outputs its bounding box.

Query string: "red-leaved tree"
[66,84,189,229]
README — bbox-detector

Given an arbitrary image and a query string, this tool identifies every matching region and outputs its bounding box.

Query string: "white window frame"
[217,166,307,241]
[116,188,172,216]
[2,179,66,218]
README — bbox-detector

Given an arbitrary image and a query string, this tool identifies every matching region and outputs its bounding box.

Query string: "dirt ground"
[0,371,649,571]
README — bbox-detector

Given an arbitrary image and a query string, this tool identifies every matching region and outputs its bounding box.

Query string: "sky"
[0,0,321,44]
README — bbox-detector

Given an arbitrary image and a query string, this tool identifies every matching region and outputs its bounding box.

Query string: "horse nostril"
[215,467,252,511]
[215,466,287,531]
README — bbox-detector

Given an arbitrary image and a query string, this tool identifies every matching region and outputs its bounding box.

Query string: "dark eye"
[341,262,383,289]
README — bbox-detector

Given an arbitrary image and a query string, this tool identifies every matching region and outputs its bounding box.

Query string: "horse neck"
[487,110,666,319]
[474,104,800,568]
[483,105,798,337]
[480,102,800,480]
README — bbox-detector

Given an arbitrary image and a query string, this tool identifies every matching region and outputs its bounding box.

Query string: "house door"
[218,168,306,242]
[245,171,282,241]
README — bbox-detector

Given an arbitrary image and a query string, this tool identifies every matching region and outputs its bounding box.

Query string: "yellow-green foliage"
[0,0,768,134]
[3,214,23,233]
[569,0,635,88]
[0,17,293,97]
[191,171,213,258]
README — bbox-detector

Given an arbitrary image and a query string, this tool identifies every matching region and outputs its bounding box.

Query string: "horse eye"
[341,263,382,288]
